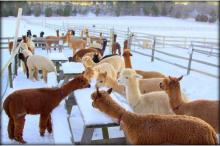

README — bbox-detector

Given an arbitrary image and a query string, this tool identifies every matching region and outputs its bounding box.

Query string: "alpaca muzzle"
[86,84,91,88]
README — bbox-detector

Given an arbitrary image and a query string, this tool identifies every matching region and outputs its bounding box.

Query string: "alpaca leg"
[8,118,15,139]
[14,116,26,144]
[39,114,49,136]
[34,67,39,80]
[46,114,52,134]
[42,69,48,83]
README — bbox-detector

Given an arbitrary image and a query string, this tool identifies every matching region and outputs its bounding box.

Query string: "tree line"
[0,1,218,23]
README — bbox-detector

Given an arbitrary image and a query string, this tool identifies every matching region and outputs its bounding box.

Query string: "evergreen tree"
[95,5,100,16]
[34,5,41,17]
[151,4,159,16]
[63,3,72,16]
[161,3,168,16]
[45,7,53,17]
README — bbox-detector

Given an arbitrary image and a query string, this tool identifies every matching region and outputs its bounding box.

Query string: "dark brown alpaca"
[91,88,217,144]
[3,75,90,144]
[123,39,129,50]
[123,49,132,68]
[160,76,219,133]
[112,34,121,55]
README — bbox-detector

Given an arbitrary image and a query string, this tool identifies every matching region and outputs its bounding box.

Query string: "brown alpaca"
[3,75,90,143]
[123,39,129,50]
[8,41,14,54]
[160,76,219,133]
[65,31,87,56]
[123,49,132,68]
[135,69,166,78]
[72,47,102,62]
[112,42,121,55]
[91,88,217,144]
[45,30,61,53]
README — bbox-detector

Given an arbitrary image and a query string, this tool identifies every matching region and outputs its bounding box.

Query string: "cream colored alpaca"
[96,72,188,102]
[27,37,35,54]
[27,55,56,82]
[83,63,117,81]
[118,68,174,115]
[82,55,125,73]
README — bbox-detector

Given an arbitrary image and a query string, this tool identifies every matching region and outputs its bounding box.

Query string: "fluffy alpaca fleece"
[91,88,217,144]
[135,69,166,78]
[83,63,117,81]
[82,55,125,74]
[65,31,87,56]
[26,55,56,82]
[3,75,91,143]
[118,68,174,115]
[72,48,102,62]
[123,49,132,68]
[160,76,219,133]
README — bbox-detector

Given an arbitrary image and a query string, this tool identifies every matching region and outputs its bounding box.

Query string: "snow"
[1,16,219,144]
[47,72,58,87]
[61,62,85,74]
[48,52,68,61]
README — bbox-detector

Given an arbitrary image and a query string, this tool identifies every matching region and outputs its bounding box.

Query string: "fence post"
[151,37,156,62]
[14,54,18,76]
[187,42,194,75]
[109,28,114,53]
[8,63,13,88]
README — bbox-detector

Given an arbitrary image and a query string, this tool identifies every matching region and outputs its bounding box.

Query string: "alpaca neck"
[106,76,125,95]
[59,79,80,99]
[125,78,141,107]
[167,84,185,111]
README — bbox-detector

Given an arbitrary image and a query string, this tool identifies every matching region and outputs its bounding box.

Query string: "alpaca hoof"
[47,128,52,134]
[40,132,45,137]
[15,137,26,144]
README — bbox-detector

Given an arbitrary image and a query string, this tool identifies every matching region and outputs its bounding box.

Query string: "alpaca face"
[95,72,107,88]
[160,76,183,90]
[118,69,142,85]
[74,75,91,88]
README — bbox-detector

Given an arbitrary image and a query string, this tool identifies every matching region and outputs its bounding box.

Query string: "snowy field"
[1,16,219,144]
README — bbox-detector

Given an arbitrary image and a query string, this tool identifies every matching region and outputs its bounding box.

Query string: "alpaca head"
[123,49,132,57]
[160,75,183,91]
[22,35,27,43]
[118,69,142,86]
[91,88,124,118]
[73,74,91,89]
[83,67,94,81]
[95,72,108,88]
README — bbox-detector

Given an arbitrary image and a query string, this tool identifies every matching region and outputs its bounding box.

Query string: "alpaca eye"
[126,77,129,79]
[100,81,103,83]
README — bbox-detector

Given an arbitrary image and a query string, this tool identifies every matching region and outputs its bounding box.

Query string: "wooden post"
[187,43,194,75]
[109,28,114,53]
[151,37,156,62]
[14,55,18,76]
[102,127,109,140]
[8,63,13,88]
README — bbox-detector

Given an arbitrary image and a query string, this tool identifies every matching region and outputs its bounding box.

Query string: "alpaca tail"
[3,97,11,118]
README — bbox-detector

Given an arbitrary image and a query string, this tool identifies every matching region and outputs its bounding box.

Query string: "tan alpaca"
[96,72,189,102]
[82,55,125,73]
[83,63,117,81]
[123,49,132,68]
[135,69,166,78]
[160,76,219,133]
[118,68,174,115]
[91,88,217,145]
[26,55,56,82]
[65,31,87,56]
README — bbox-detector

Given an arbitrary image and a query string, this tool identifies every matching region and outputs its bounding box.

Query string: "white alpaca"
[26,55,56,82]
[118,68,174,115]
[82,55,125,74]
[83,63,117,81]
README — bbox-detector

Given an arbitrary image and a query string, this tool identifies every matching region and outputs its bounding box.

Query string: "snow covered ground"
[1,16,219,144]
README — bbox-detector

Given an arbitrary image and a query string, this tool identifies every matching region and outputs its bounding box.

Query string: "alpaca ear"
[168,76,172,80]
[178,75,183,81]
[107,88,113,94]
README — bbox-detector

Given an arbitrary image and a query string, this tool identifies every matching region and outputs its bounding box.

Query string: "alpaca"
[27,37,35,54]
[72,48,102,62]
[123,39,129,50]
[85,31,103,47]
[45,30,60,53]
[82,55,125,74]
[64,31,87,56]
[91,88,217,144]
[96,72,189,103]
[118,68,174,114]
[112,42,121,55]
[19,54,56,82]
[3,74,91,143]
[123,49,132,68]
[19,49,33,76]
[160,76,219,133]
[83,63,117,81]
[135,69,166,79]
